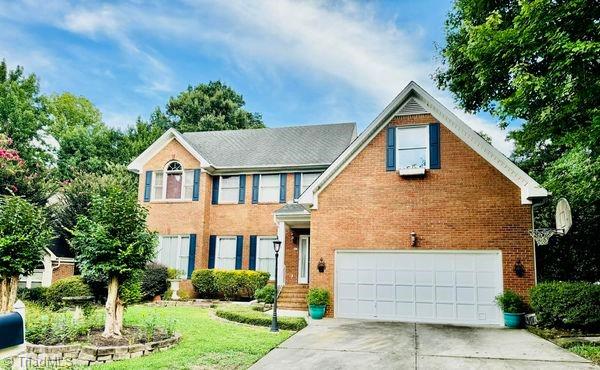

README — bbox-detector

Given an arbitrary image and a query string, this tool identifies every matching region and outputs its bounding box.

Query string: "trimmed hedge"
[17,287,48,304]
[307,288,329,306]
[530,281,600,330]
[254,284,275,304]
[142,263,169,299]
[215,305,307,331]
[46,276,92,310]
[191,269,270,300]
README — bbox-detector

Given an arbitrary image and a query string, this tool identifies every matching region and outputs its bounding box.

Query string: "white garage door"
[335,251,503,325]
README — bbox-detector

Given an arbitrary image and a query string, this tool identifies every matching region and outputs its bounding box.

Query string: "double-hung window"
[256,236,277,278]
[216,237,237,269]
[219,176,240,203]
[301,173,320,193]
[396,126,429,170]
[156,235,190,277]
[152,161,195,200]
[258,174,280,203]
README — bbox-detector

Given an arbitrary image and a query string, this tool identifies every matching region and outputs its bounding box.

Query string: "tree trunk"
[0,276,19,313]
[103,276,122,338]
[0,277,8,313]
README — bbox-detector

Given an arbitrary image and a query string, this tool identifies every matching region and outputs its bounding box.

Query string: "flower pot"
[503,312,524,328]
[169,279,181,301]
[308,305,326,320]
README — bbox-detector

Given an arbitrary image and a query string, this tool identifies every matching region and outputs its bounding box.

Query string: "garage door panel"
[377,301,396,317]
[338,269,357,284]
[359,254,377,269]
[358,300,375,316]
[477,287,496,303]
[456,271,475,286]
[396,285,413,301]
[377,284,395,300]
[395,254,415,269]
[415,286,433,301]
[456,304,476,320]
[435,271,453,286]
[476,254,498,271]
[416,303,434,318]
[358,270,375,284]
[415,271,433,285]
[415,254,435,270]
[338,283,357,299]
[435,286,454,302]
[476,271,496,287]
[377,269,395,284]
[434,255,454,270]
[456,287,475,303]
[455,254,475,270]
[436,303,454,318]
[395,270,414,284]
[338,299,357,315]
[396,302,414,316]
[358,284,375,299]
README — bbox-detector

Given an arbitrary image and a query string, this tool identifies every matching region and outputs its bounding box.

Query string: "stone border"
[13,333,181,368]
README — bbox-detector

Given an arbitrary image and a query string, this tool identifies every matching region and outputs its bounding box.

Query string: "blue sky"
[0,0,514,154]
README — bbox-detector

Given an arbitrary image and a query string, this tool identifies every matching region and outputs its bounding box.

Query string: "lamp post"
[271,240,282,332]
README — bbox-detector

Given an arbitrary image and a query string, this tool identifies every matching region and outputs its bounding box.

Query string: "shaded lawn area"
[97,305,293,369]
[569,344,600,365]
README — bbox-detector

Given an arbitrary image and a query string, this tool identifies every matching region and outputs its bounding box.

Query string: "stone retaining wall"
[13,334,180,368]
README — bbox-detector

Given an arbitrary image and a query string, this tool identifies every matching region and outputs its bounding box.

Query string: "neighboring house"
[18,241,75,288]
[129,82,548,326]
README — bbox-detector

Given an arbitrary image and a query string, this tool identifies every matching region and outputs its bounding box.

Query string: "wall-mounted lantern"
[317,258,326,273]
[514,259,526,277]
[410,232,418,248]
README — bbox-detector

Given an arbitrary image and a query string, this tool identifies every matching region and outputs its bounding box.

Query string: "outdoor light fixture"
[317,258,326,273]
[514,259,526,278]
[410,232,417,247]
[271,240,282,332]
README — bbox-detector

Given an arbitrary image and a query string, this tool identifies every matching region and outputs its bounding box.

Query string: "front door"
[298,235,309,284]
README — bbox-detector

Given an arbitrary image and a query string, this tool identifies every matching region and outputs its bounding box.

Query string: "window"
[152,161,195,201]
[258,174,280,203]
[301,173,321,192]
[157,235,190,277]
[396,126,429,169]
[256,236,277,278]
[216,237,237,269]
[219,176,240,203]
[19,265,45,289]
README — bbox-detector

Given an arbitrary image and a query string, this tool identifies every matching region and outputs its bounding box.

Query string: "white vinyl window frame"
[300,172,321,193]
[216,236,238,270]
[156,235,191,278]
[395,125,430,170]
[218,176,240,204]
[256,236,277,278]
[258,174,280,203]
[152,161,195,201]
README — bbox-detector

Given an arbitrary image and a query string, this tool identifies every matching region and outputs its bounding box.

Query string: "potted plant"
[495,290,527,328]
[306,288,329,320]
[167,268,184,301]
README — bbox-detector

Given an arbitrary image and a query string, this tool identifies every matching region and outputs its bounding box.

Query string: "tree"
[166,81,264,132]
[46,93,128,180]
[436,0,600,281]
[119,108,172,160]
[70,185,156,337]
[0,195,53,313]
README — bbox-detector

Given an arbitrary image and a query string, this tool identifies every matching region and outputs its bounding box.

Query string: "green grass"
[215,305,307,331]
[527,327,600,365]
[568,344,600,365]
[96,305,293,369]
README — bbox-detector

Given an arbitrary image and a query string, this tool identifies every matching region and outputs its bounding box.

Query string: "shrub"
[495,290,527,313]
[191,269,269,300]
[120,271,143,305]
[307,288,329,306]
[191,269,217,297]
[167,268,183,280]
[142,263,169,300]
[255,284,275,304]
[25,304,103,345]
[530,281,600,330]
[17,286,48,304]
[215,305,307,331]
[46,276,92,310]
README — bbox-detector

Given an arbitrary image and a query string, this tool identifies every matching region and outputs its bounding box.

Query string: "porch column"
[277,221,286,287]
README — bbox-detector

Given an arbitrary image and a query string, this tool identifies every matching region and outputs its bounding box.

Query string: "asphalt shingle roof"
[181,122,356,168]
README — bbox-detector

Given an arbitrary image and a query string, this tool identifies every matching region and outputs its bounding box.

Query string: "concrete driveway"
[251,319,596,369]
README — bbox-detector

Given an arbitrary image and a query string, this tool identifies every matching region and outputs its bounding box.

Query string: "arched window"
[165,161,183,199]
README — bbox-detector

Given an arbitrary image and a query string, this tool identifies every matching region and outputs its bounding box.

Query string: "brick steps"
[277,284,309,311]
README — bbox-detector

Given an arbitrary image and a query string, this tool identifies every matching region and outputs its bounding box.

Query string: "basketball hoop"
[529,198,572,246]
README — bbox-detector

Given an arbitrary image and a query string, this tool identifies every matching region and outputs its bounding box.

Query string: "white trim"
[298,81,548,207]
[257,174,281,204]
[218,175,241,204]
[127,128,211,173]
[277,222,286,286]
[395,125,430,170]
[157,235,191,277]
[215,236,237,270]
[298,235,310,284]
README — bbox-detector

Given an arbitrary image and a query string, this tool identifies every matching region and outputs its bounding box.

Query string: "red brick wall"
[51,263,75,283]
[310,114,535,314]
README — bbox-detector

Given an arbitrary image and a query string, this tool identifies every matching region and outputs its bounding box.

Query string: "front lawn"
[97,305,293,369]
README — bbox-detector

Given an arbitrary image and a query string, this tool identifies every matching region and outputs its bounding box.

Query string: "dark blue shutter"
[208,235,216,269]
[294,173,301,199]
[252,175,260,204]
[386,126,396,171]
[192,169,200,201]
[238,175,246,204]
[211,176,219,204]
[429,123,440,169]
[143,171,153,202]
[279,174,287,203]
[235,236,243,269]
[187,234,197,279]
[249,235,257,270]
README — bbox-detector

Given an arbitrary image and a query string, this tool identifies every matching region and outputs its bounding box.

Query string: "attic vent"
[396,98,428,116]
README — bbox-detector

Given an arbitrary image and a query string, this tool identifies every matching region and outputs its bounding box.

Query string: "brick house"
[128,82,547,325]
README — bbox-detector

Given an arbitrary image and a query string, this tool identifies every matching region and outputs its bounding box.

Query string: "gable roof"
[128,122,357,173]
[298,81,548,206]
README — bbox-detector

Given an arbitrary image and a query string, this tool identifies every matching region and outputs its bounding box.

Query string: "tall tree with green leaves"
[436,0,599,281]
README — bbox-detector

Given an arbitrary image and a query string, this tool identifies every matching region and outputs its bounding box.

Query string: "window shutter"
[211,176,219,204]
[294,173,301,199]
[208,235,216,269]
[187,234,197,279]
[235,236,243,270]
[429,123,441,169]
[279,174,287,203]
[192,169,201,201]
[143,171,153,202]
[249,235,257,270]
[238,175,246,204]
[252,175,259,204]
[386,126,396,171]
